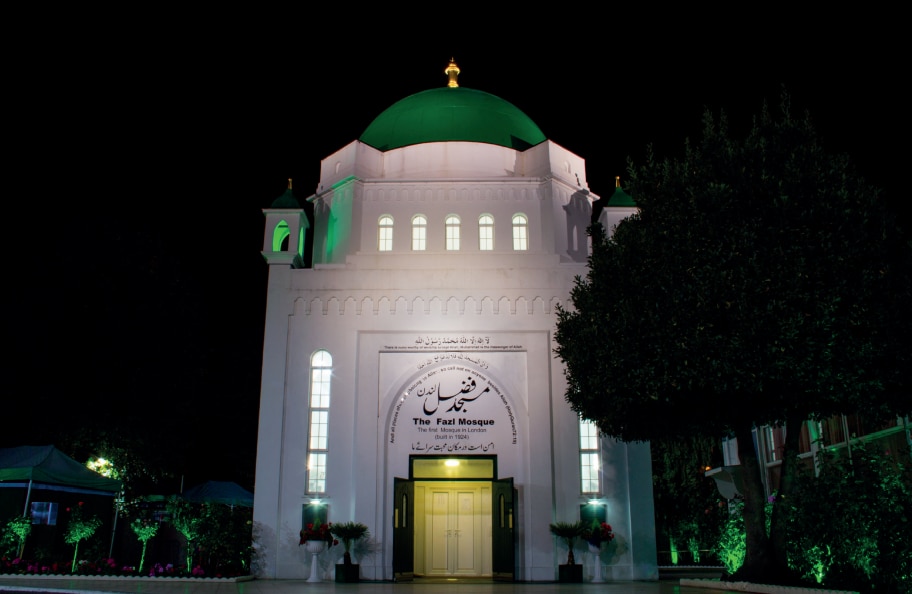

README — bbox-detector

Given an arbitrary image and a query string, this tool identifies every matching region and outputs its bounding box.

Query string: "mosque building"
[252,59,656,583]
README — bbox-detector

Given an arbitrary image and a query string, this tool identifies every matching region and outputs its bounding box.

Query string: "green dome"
[359,86,546,152]
[606,186,636,207]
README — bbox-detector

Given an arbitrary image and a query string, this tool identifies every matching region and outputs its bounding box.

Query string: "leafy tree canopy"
[557,91,912,442]
[555,89,912,584]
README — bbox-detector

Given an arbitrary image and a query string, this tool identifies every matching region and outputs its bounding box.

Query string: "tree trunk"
[731,422,774,582]
[769,415,802,578]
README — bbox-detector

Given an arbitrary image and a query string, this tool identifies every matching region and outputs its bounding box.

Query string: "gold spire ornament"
[445,58,460,87]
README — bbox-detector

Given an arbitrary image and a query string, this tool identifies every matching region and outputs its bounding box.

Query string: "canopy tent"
[0,445,122,509]
[1,445,123,556]
[182,480,253,507]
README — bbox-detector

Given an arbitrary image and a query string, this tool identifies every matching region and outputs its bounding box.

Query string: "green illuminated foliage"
[652,435,726,565]
[1,515,32,558]
[61,427,173,504]
[167,496,203,572]
[64,504,102,573]
[86,456,120,479]
[713,497,772,575]
[715,504,746,574]
[131,518,159,574]
[555,89,912,586]
[787,441,911,592]
[194,502,253,575]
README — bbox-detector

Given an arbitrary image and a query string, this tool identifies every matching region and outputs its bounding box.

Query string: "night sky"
[3,16,906,494]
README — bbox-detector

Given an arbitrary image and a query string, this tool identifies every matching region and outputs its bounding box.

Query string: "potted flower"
[299,522,337,582]
[330,521,370,582]
[549,520,584,582]
[581,519,614,583]
[299,522,337,550]
[581,519,614,552]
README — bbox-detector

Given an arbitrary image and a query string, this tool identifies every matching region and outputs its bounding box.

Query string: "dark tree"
[554,91,912,584]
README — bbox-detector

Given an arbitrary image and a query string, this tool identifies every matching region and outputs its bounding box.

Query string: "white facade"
[253,85,657,583]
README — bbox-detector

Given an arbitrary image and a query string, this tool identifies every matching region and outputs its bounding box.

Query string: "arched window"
[412,215,427,251]
[579,417,600,494]
[445,215,461,250]
[378,216,393,251]
[272,220,290,252]
[479,214,494,251]
[307,350,332,493]
[512,214,528,250]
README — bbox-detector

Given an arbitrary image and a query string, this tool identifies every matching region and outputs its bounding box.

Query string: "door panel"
[454,490,479,574]
[492,477,515,581]
[422,482,486,577]
[393,477,414,581]
[428,491,450,573]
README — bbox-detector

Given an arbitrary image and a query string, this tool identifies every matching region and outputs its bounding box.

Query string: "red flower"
[582,521,615,547]
[299,522,336,546]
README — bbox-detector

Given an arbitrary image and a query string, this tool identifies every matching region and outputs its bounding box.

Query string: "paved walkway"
[0,576,855,594]
[0,578,730,594]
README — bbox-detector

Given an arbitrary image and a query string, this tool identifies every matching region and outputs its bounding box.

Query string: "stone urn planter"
[304,540,326,582]
[299,522,335,583]
[581,520,614,583]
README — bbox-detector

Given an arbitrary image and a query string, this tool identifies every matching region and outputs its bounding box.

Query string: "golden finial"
[288,178,293,190]
[445,57,460,88]
[615,176,621,188]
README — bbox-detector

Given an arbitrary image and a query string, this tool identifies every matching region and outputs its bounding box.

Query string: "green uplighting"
[272,220,290,252]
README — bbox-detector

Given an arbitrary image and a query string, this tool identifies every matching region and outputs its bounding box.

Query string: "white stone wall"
[253,137,657,582]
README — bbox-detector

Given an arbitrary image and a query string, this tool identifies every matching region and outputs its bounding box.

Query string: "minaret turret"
[262,178,309,267]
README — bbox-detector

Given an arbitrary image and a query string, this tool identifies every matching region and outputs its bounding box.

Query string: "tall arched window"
[579,417,600,494]
[479,214,494,251]
[378,216,393,251]
[512,214,528,250]
[445,215,461,250]
[307,350,332,493]
[412,215,427,251]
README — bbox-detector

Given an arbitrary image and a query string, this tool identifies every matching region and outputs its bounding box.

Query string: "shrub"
[787,441,911,593]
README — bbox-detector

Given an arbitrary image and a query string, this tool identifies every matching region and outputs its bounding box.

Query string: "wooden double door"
[394,478,514,581]
[423,481,487,576]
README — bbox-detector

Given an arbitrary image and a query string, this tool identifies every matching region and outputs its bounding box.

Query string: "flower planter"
[335,563,360,582]
[558,564,582,583]
[304,540,326,582]
[588,544,604,583]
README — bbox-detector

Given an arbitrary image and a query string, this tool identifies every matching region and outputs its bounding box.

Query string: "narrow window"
[307,350,332,493]
[580,418,600,494]
[479,215,494,251]
[378,216,393,251]
[512,214,528,250]
[445,215,461,250]
[412,215,427,251]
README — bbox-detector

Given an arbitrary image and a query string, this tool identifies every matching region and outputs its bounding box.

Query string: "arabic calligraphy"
[411,442,495,452]
[416,336,490,346]
[420,377,490,415]
[416,352,489,370]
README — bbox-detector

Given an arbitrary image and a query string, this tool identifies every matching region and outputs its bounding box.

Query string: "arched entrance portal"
[393,456,515,582]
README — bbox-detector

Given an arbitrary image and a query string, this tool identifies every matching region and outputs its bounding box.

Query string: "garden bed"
[0,572,254,583]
